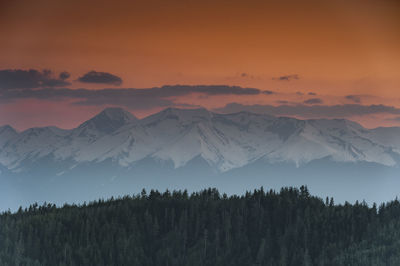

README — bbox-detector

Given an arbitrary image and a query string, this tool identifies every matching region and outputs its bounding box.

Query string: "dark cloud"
[158,85,260,96]
[345,95,362,103]
[296,91,304,96]
[72,85,259,107]
[0,69,70,90]
[214,103,400,118]
[0,87,171,109]
[308,92,317,96]
[262,90,274,95]
[276,100,289,104]
[0,85,261,110]
[304,98,323,104]
[59,71,70,80]
[273,74,299,81]
[78,71,123,85]
[239,72,256,79]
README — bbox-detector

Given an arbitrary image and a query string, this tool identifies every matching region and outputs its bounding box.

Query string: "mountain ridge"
[1,107,399,173]
[1,108,400,210]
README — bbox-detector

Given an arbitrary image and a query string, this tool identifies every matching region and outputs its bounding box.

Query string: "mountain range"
[1,107,400,210]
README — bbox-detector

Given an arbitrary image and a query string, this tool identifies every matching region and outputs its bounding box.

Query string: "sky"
[0,0,399,130]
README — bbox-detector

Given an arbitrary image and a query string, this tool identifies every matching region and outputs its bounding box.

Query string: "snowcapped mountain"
[1,107,400,209]
[74,107,138,137]
[0,125,18,147]
[0,107,399,173]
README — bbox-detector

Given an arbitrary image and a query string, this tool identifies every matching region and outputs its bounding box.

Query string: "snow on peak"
[1,107,399,173]
[0,125,18,147]
[141,107,212,126]
[0,125,17,135]
[77,107,137,135]
[99,107,137,121]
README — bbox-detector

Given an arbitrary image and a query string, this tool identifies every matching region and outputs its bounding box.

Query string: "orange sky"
[0,0,399,129]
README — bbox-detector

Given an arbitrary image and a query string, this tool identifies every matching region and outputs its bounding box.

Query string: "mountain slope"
[0,107,399,209]
[1,107,399,173]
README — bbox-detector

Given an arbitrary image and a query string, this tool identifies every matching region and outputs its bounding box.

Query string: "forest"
[1,186,400,266]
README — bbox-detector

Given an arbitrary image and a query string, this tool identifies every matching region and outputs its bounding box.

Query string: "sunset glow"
[1,0,399,129]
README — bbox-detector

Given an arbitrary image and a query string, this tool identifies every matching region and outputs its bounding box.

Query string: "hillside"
[1,187,400,266]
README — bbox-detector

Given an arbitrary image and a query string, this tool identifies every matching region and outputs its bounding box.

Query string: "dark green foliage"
[0,186,399,265]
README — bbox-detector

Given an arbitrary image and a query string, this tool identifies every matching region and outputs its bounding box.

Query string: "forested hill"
[1,187,400,266]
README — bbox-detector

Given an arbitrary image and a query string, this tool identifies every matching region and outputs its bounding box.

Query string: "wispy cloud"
[276,100,289,104]
[388,116,400,122]
[0,85,263,110]
[262,90,275,95]
[345,95,362,103]
[273,74,299,81]
[240,72,254,78]
[304,98,323,104]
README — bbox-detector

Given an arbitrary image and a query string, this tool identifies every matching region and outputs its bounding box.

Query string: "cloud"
[0,69,70,90]
[273,74,299,81]
[214,103,400,118]
[72,85,260,108]
[262,90,274,95]
[78,71,123,85]
[345,95,362,103]
[304,98,323,104]
[308,92,317,96]
[276,100,289,104]
[388,116,400,122]
[0,85,262,110]
[296,91,304,96]
[59,71,70,80]
[159,85,260,96]
[238,72,260,80]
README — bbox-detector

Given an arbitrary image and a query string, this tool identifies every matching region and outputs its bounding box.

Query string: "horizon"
[2,81,400,130]
[3,105,400,132]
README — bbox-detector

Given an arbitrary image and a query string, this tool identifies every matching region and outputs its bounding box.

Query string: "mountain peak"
[307,118,365,132]
[162,107,210,116]
[0,125,17,134]
[141,107,212,125]
[98,107,137,121]
[77,107,137,134]
[0,125,18,147]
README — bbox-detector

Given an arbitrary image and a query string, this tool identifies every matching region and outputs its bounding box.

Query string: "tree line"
[1,186,400,265]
